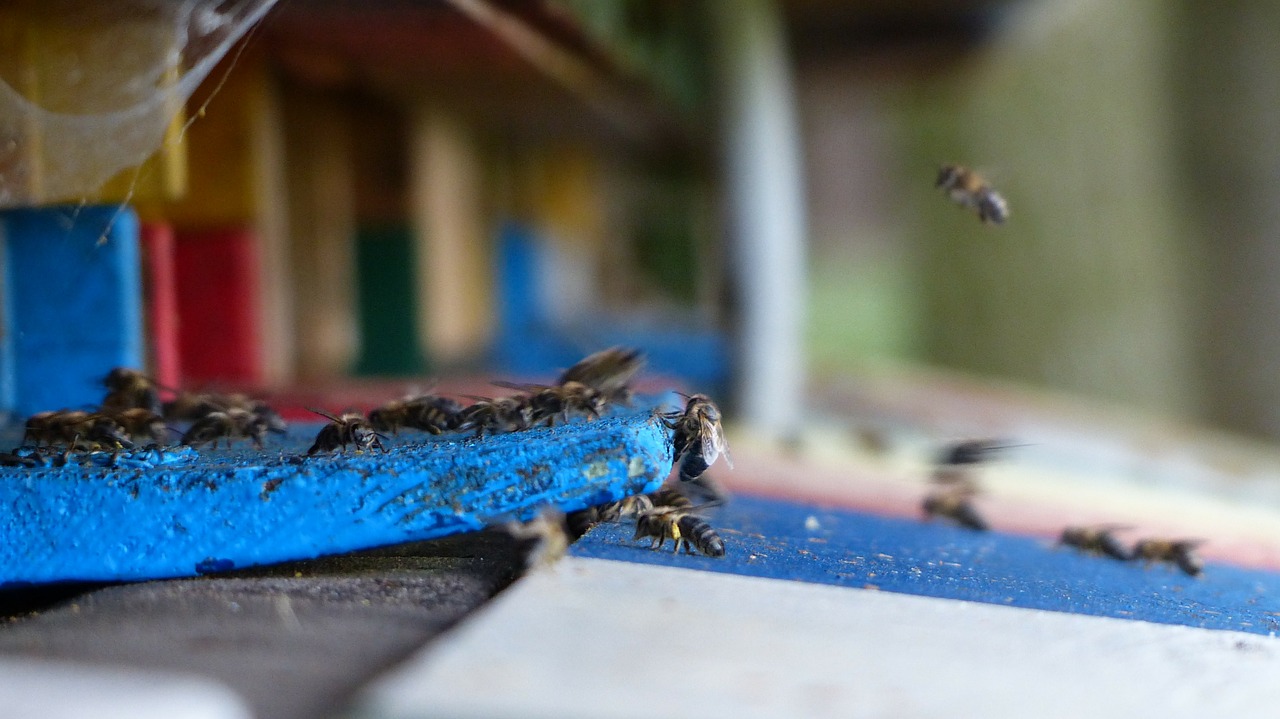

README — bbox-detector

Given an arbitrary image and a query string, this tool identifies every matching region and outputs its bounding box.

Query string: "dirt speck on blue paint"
[195,557,235,574]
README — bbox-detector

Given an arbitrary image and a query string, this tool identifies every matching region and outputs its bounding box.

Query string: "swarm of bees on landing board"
[922,439,1207,578]
[13,368,291,465]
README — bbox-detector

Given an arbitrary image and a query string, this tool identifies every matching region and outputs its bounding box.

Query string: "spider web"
[0,0,277,208]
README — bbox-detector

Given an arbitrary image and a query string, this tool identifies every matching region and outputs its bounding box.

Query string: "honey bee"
[1132,538,1204,577]
[1058,524,1133,561]
[633,505,726,557]
[558,346,646,405]
[162,392,226,422]
[492,380,607,427]
[931,439,1017,492]
[105,407,171,445]
[504,509,570,569]
[368,394,464,435]
[24,410,134,450]
[181,408,271,449]
[100,367,162,414]
[306,409,385,454]
[457,395,534,438]
[935,164,1008,225]
[661,393,732,485]
[921,486,988,531]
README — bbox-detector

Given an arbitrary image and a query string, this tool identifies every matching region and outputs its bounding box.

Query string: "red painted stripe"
[174,226,262,386]
[140,223,182,392]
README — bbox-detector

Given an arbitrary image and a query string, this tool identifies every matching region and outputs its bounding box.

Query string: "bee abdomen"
[677,443,710,483]
[676,515,725,557]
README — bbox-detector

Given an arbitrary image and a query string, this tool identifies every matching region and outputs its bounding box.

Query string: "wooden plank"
[0,410,673,585]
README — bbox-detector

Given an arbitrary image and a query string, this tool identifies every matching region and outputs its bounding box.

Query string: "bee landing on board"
[492,380,607,428]
[105,407,171,445]
[1058,524,1133,561]
[24,410,135,451]
[306,409,386,455]
[368,394,464,435]
[661,393,732,486]
[633,505,726,558]
[456,395,534,438]
[921,486,988,531]
[181,408,271,449]
[558,346,646,406]
[935,164,1008,225]
[1133,537,1204,577]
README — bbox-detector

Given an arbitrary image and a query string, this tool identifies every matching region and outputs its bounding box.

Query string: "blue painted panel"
[575,494,1280,636]
[491,221,730,394]
[0,205,143,416]
[0,411,673,585]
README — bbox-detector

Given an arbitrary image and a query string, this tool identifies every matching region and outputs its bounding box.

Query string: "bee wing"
[491,380,552,393]
[305,407,342,423]
[700,416,733,469]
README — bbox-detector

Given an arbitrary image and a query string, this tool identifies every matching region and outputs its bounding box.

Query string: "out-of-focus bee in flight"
[504,509,570,569]
[661,393,732,488]
[307,409,385,454]
[633,503,726,557]
[931,439,1020,493]
[921,486,988,531]
[368,393,464,435]
[558,346,646,406]
[1133,537,1204,577]
[1058,524,1133,561]
[935,164,1008,225]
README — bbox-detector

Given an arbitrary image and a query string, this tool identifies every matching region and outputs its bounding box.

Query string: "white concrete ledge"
[355,556,1280,719]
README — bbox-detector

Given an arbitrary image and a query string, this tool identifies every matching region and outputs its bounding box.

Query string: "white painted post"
[714,0,809,438]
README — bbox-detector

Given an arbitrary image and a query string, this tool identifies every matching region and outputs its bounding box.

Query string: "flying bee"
[369,394,464,435]
[1133,537,1204,577]
[503,509,570,569]
[935,164,1008,225]
[181,408,270,449]
[100,367,162,414]
[931,439,1021,492]
[661,393,732,486]
[558,346,646,406]
[105,407,171,445]
[306,409,385,454]
[492,380,607,427]
[633,505,726,557]
[457,395,533,438]
[1058,524,1133,561]
[921,486,988,531]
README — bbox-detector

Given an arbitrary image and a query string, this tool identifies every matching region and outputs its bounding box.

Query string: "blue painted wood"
[574,494,1280,636]
[0,205,143,416]
[0,411,673,585]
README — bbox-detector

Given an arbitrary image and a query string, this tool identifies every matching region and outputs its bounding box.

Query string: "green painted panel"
[354,223,428,376]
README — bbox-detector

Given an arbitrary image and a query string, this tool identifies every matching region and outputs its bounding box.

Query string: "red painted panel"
[173,226,262,386]
[140,223,182,392]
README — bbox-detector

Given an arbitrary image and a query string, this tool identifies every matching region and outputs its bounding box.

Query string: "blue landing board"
[0,412,672,586]
[574,494,1280,637]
